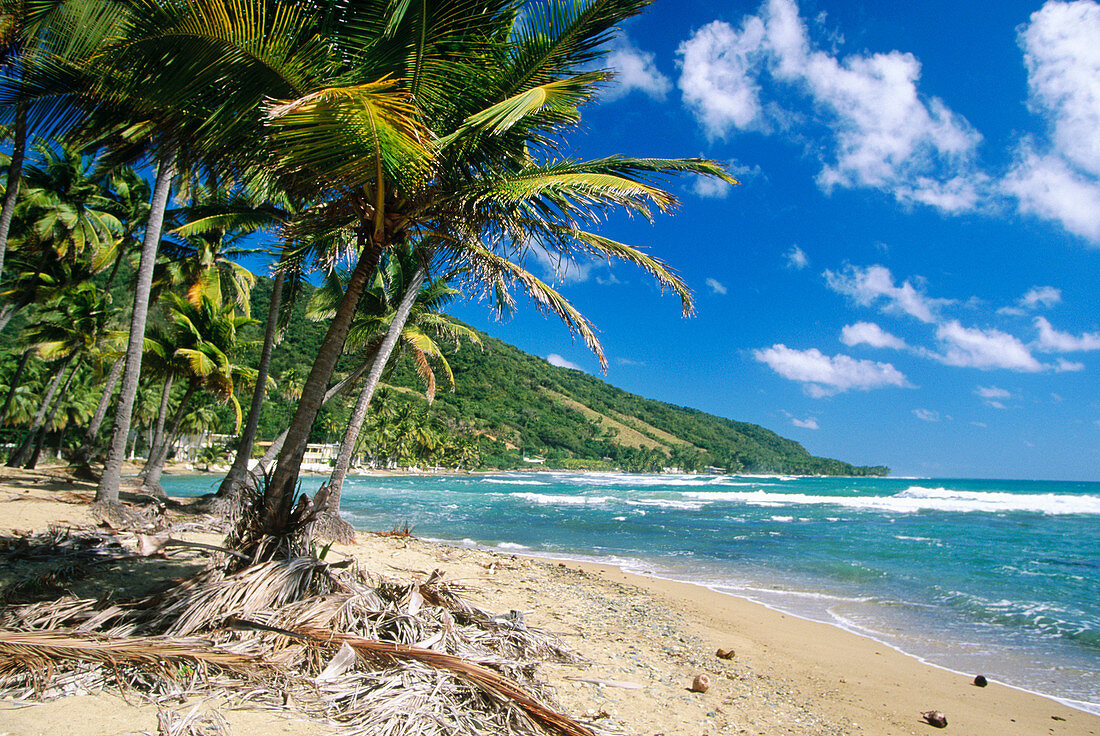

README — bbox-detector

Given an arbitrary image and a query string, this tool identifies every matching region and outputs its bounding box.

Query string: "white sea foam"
[484,479,547,486]
[625,498,709,510]
[679,487,1100,515]
[769,515,794,522]
[511,492,617,506]
[496,542,530,551]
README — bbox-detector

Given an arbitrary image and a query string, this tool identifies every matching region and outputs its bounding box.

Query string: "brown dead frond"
[375,522,415,538]
[0,630,271,697]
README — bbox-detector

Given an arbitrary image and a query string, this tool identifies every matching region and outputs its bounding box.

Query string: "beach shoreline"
[1,466,1097,736]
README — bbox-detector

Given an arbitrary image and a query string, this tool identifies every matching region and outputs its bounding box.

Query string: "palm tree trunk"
[234,367,366,494]
[25,358,82,469]
[95,153,176,508]
[260,238,381,537]
[0,102,28,290]
[0,348,32,425]
[142,383,196,497]
[71,359,125,466]
[214,269,283,505]
[317,264,426,542]
[140,375,173,479]
[7,355,76,467]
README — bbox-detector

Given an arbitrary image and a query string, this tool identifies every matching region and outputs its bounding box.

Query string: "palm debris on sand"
[0,520,617,736]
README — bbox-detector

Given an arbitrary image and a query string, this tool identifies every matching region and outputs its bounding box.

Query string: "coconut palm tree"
[251,0,733,545]
[5,280,110,466]
[140,293,256,496]
[310,244,479,541]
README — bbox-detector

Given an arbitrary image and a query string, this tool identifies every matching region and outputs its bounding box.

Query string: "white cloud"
[529,245,595,284]
[616,357,646,366]
[1004,147,1100,242]
[706,277,728,295]
[999,285,1063,315]
[976,385,1011,400]
[913,409,940,422]
[677,0,985,212]
[786,245,809,269]
[840,321,908,350]
[547,354,583,371]
[1003,1,1100,244]
[934,321,1044,372]
[1056,358,1085,371]
[604,37,672,102]
[694,176,734,198]
[677,17,771,138]
[1034,316,1100,351]
[791,416,819,429]
[1022,285,1063,309]
[976,385,1012,409]
[825,264,948,323]
[754,344,910,397]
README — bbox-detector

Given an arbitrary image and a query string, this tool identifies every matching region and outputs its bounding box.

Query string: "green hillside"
[242,277,887,476]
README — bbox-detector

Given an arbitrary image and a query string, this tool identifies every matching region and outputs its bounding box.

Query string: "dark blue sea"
[162,472,1100,713]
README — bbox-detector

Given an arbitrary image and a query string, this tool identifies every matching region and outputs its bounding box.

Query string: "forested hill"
[247,277,887,476]
[396,329,888,475]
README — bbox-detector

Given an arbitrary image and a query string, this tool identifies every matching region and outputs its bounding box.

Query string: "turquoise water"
[162,472,1100,712]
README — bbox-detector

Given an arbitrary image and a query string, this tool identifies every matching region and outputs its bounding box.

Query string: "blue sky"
[440,0,1100,481]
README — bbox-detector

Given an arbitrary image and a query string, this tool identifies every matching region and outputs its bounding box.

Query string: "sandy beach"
[0,466,1096,736]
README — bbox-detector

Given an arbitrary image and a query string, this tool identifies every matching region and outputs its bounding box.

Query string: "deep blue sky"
[450,0,1100,481]
[251,0,1099,479]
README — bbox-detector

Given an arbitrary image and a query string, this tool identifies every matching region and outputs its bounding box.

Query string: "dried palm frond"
[228,620,594,736]
[157,705,232,736]
[0,630,272,697]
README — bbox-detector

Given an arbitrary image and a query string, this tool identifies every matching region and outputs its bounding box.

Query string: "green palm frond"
[462,242,605,369]
[265,79,433,198]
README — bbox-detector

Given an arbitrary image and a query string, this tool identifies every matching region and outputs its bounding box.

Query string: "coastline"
[1,467,1097,736]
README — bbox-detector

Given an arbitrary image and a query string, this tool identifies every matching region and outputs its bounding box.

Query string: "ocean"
[161,472,1100,714]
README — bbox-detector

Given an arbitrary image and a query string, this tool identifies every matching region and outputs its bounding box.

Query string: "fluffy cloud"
[1034,316,1100,351]
[547,354,583,371]
[677,0,985,211]
[678,17,770,137]
[786,245,809,269]
[1003,0,1100,244]
[934,321,1044,371]
[791,416,819,429]
[694,176,734,198]
[604,37,672,102]
[840,321,908,350]
[754,344,909,397]
[912,409,940,422]
[706,277,728,295]
[825,264,948,323]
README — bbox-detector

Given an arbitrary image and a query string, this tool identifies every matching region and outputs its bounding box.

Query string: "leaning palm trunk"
[0,348,32,425]
[316,264,427,543]
[214,270,284,509]
[229,365,367,493]
[139,376,173,481]
[141,384,196,498]
[0,103,27,289]
[259,241,382,540]
[6,355,76,467]
[70,359,125,467]
[25,360,83,469]
[95,154,176,509]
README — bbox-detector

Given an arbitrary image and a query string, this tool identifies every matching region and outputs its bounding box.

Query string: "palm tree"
[249,1,733,544]
[311,245,479,541]
[5,280,109,466]
[140,293,256,496]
